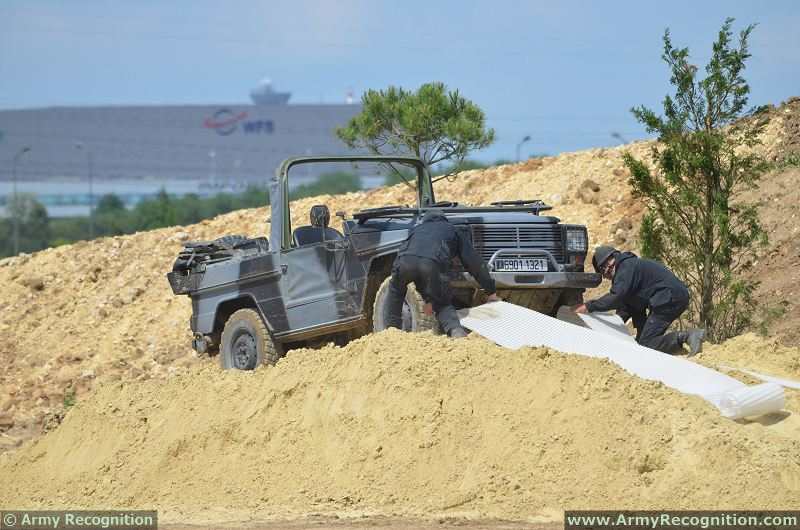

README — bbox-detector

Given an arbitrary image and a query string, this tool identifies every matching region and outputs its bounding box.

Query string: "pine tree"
[624,18,770,341]
[336,82,494,184]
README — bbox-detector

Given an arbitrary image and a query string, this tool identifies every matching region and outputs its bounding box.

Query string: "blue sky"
[1,0,798,161]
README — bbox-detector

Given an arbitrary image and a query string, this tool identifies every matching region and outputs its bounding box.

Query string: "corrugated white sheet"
[457,301,784,419]
[555,307,635,342]
[557,307,800,391]
[718,364,800,390]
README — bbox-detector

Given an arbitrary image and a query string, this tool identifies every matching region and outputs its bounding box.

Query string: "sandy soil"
[161,517,557,530]
[1,331,798,525]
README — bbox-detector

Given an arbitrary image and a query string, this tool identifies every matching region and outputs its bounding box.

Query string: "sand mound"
[1,331,798,524]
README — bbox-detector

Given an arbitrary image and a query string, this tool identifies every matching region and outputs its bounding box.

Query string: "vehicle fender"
[197,293,276,335]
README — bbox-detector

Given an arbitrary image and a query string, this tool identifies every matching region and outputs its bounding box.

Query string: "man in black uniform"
[386,211,500,338]
[575,245,705,355]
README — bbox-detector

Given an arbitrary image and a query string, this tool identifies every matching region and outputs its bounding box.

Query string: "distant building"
[0,81,362,215]
[0,81,361,184]
[249,78,292,105]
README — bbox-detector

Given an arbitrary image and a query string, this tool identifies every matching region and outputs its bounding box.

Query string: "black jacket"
[399,212,496,294]
[586,252,689,315]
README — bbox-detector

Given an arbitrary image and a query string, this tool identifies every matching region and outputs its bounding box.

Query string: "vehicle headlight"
[566,227,588,252]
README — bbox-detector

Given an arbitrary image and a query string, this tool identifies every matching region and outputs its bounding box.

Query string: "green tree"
[336,82,495,185]
[2,194,51,254]
[173,193,206,225]
[93,193,133,235]
[134,188,176,230]
[94,193,125,215]
[290,171,362,200]
[623,18,769,341]
[381,159,490,186]
[1,174,363,256]
[234,185,269,209]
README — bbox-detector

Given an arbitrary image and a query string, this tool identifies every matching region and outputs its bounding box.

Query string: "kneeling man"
[575,246,705,355]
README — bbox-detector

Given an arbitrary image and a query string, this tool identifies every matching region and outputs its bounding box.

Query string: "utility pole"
[208,150,217,187]
[516,135,531,162]
[11,146,32,255]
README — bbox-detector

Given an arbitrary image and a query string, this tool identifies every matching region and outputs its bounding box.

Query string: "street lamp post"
[11,146,32,255]
[75,142,95,239]
[516,135,531,162]
[208,150,217,187]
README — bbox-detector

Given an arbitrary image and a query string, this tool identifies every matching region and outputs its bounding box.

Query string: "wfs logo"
[204,108,274,136]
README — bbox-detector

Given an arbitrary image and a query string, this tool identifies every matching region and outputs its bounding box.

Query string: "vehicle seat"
[292,204,343,246]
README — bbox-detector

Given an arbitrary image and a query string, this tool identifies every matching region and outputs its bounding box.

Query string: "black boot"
[448,327,469,339]
[681,329,705,356]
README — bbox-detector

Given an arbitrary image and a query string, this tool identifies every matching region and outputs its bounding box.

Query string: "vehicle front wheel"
[372,277,440,334]
[220,308,284,370]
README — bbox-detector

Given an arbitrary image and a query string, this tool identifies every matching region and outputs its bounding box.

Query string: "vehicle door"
[279,237,366,332]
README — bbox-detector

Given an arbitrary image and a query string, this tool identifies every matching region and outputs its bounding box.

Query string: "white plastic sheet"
[718,382,785,418]
[555,307,634,342]
[718,365,800,390]
[457,301,784,419]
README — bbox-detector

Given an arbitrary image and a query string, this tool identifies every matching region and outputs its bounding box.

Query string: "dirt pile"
[0,330,798,525]
[1,98,798,456]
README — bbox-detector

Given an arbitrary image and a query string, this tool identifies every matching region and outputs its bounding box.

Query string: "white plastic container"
[718,382,785,419]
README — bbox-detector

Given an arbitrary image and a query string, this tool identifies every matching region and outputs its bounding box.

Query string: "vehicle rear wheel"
[372,276,440,333]
[220,308,284,370]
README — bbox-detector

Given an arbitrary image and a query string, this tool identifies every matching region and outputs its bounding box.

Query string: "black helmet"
[310,204,330,228]
[592,245,617,273]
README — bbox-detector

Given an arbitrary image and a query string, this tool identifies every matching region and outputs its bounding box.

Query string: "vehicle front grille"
[471,224,565,263]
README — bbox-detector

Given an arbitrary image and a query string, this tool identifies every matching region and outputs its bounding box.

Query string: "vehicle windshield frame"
[272,155,434,250]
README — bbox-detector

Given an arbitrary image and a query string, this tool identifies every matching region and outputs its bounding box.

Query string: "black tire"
[372,276,440,333]
[220,308,284,370]
[214,234,248,249]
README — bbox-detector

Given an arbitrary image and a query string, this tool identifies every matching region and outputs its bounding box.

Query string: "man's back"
[613,252,688,311]
[398,211,495,294]
[399,212,459,266]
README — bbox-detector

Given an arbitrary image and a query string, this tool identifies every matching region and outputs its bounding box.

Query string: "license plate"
[494,257,548,272]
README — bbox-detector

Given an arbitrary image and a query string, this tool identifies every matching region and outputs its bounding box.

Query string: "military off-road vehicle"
[167,155,601,370]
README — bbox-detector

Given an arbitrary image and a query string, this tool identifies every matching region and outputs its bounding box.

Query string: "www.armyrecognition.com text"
[565,510,800,529]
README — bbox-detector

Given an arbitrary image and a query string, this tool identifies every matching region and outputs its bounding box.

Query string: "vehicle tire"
[220,308,284,370]
[372,276,440,334]
[214,234,248,249]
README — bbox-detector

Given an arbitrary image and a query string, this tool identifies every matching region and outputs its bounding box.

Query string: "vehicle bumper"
[492,271,601,289]
[451,271,601,289]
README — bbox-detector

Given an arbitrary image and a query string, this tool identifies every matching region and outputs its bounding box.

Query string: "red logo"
[204,109,249,135]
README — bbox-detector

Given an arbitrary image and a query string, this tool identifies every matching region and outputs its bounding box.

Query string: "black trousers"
[385,255,462,334]
[632,294,689,354]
